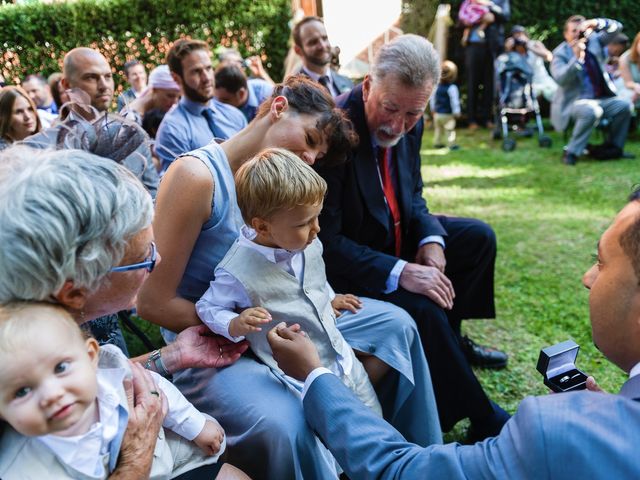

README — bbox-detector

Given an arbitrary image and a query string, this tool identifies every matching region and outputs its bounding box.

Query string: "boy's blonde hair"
[441,60,458,83]
[235,148,327,224]
[0,302,84,353]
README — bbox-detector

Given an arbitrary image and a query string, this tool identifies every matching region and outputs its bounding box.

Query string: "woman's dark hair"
[256,75,358,165]
[48,73,64,109]
[142,108,166,139]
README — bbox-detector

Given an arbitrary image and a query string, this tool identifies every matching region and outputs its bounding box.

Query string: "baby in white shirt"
[0,302,225,479]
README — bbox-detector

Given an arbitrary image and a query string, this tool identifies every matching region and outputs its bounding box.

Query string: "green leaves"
[0,0,289,91]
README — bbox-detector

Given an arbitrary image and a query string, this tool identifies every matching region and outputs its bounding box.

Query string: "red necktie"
[378,147,402,257]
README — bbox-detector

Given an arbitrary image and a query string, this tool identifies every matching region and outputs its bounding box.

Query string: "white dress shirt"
[301,66,340,97]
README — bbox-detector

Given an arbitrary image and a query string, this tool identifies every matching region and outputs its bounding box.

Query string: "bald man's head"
[62,48,114,112]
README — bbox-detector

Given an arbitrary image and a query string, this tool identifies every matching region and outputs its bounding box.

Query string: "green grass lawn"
[124,123,639,441]
[423,124,638,439]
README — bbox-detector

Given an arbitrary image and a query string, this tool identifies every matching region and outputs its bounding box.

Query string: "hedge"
[0,0,291,97]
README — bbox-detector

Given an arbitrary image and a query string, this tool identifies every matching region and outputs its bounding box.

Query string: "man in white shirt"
[268,188,640,479]
[293,16,353,97]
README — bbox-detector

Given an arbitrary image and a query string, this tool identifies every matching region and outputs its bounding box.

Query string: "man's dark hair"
[22,74,47,86]
[123,60,142,77]
[166,39,209,78]
[256,75,357,166]
[215,63,247,94]
[564,15,586,30]
[292,16,324,48]
[621,186,640,282]
[609,33,629,46]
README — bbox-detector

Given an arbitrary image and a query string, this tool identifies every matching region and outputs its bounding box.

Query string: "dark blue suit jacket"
[316,83,446,295]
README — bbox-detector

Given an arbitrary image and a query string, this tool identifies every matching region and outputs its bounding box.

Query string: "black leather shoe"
[562,151,577,165]
[461,336,508,369]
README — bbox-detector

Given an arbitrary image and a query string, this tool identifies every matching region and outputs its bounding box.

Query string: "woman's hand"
[110,363,167,479]
[164,324,249,372]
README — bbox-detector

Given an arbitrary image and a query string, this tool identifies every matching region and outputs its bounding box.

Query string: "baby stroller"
[491,51,552,151]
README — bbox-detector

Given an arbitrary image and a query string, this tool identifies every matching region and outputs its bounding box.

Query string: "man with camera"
[551,16,633,165]
[266,188,640,478]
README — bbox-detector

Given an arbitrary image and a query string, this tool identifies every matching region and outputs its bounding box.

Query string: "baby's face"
[0,317,99,437]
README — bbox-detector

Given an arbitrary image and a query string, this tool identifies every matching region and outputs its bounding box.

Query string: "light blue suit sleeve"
[303,373,550,479]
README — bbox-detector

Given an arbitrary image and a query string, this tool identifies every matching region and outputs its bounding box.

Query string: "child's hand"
[331,294,362,317]
[229,307,272,337]
[194,418,225,456]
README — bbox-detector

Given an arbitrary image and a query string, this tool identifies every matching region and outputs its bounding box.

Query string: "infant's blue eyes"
[14,386,31,399]
[54,361,70,374]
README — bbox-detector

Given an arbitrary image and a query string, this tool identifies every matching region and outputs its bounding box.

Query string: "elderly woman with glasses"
[0,146,248,479]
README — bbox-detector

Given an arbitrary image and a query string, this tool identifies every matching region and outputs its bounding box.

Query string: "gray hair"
[0,146,153,302]
[370,34,441,88]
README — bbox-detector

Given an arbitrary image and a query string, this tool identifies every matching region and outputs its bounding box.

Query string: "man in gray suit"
[551,16,632,165]
[268,190,640,479]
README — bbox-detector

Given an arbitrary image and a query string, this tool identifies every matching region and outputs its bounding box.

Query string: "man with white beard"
[315,34,510,440]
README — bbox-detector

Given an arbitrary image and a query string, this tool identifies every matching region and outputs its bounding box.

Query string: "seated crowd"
[0,12,638,480]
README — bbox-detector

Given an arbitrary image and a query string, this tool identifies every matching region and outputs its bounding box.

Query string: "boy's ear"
[251,217,270,236]
[86,338,100,369]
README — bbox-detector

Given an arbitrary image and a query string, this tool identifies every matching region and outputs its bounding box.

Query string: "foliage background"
[0,0,290,96]
[402,0,640,47]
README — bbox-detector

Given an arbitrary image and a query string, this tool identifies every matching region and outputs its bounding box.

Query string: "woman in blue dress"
[138,76,442,479]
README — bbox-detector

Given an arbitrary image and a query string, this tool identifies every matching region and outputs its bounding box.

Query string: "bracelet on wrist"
[144,349,173,380]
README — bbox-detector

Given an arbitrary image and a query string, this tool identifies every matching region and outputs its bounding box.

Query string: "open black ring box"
[536,340,588,393]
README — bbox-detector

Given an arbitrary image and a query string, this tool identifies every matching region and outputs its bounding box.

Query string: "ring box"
[536,340,588,393]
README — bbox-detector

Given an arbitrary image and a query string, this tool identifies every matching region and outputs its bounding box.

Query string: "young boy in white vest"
[0,302,225,480]
[196,148,381,412]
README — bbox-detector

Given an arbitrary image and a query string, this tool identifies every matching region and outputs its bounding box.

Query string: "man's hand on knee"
[399,263,455,310]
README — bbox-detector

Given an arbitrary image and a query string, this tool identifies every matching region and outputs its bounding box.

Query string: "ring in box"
[536,340,588,393]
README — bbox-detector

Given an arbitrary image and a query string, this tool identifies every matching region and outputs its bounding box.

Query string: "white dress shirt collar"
[239,225,300,263]
[38,367,127,478]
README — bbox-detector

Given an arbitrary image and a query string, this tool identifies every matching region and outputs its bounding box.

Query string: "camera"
[513,37,528,48]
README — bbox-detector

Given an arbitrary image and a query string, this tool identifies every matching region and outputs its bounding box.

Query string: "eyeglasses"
[110,242,157,273]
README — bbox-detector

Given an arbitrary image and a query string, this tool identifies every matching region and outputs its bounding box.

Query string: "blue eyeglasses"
[110,242,157,273]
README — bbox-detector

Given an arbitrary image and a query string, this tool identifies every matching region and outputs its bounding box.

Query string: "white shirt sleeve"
[195,267,252,342]
[384,259,408,293]
[301,367,334,399]
[153,372,206,441]
[419,235,446,249]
